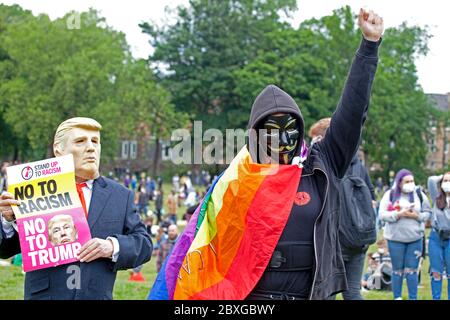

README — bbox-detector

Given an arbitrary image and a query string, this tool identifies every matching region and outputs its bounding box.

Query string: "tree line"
[0,1,446,183]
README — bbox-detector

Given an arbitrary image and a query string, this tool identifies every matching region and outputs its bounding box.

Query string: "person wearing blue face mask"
[379,169,431,300]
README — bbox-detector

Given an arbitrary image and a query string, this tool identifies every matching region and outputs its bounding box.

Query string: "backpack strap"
[347,156,359,177]
[415,187,423,210]
[356,158,364,177]
[416,187,423,204]
[390,188,423,209]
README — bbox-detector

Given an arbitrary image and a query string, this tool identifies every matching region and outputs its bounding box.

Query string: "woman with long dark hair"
[427,172,450,300]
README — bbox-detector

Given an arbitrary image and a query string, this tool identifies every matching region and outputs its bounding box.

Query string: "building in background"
[426,93,450,171]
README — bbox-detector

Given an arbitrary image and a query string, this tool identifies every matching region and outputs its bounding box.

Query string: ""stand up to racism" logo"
[21,166,33,180]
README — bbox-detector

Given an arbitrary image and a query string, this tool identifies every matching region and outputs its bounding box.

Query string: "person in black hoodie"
[245,8,383,300]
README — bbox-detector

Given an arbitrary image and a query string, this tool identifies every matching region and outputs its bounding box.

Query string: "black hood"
[247,84,304,163]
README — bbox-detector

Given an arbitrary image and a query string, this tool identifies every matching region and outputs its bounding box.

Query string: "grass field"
[1,235,446,300]
[1,248,444,300]
[0,182,190,300]
[0,183,447,300]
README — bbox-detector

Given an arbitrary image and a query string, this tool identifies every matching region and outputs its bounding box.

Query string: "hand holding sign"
[78,237,114,262]
[0,192,20,222]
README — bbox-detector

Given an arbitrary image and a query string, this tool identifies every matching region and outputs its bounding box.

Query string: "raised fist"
[358,8,384,42]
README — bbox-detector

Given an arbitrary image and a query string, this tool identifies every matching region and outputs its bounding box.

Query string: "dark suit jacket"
[0,176,153,300]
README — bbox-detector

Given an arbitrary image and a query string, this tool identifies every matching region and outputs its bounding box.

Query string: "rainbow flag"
[149,146,303,300]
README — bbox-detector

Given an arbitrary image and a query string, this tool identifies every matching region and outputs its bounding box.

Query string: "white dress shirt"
[78,180,120,262]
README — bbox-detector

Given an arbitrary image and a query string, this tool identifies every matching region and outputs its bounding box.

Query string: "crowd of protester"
[1,158,449,299]
[115,169,211,282]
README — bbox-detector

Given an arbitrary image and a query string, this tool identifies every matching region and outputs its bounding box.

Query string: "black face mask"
[257,113,300,164]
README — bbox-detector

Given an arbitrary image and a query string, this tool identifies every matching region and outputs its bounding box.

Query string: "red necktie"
[76,182,88,217]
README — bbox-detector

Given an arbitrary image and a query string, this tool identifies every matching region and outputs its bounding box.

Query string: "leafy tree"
[0,4,33,160]
[234,6,433,182]
[365,23,432,183]
[113,59,189,175]
[0,9,129,160]
[0,5,187,174]
[141,0,297,131]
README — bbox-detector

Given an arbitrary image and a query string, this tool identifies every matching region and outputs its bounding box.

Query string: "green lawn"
[0,183,446,300]
[0,256,157,300]
[113,255,158,299]
[1,243,444,300]
[0,263,25,300]
[0,182,194,300]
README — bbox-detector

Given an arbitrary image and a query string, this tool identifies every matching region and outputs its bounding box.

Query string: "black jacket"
[247,38,380,299]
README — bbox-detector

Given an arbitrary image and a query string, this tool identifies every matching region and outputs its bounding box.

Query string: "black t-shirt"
[251,173,322,298]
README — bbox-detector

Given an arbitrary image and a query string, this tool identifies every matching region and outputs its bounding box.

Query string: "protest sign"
[7,154,91,272]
